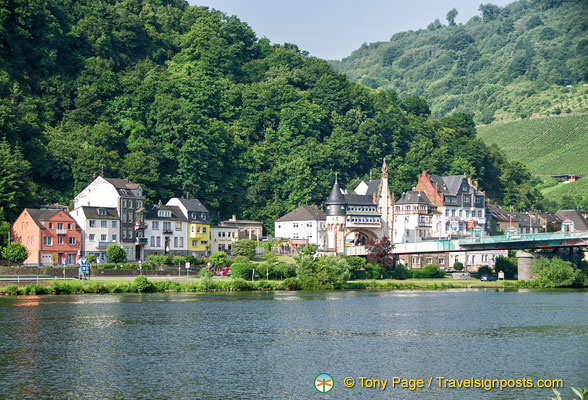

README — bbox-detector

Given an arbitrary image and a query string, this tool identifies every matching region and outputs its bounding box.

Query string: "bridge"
[343,220,588,256]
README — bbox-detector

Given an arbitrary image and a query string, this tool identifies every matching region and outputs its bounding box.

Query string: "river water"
[0,289,586,399]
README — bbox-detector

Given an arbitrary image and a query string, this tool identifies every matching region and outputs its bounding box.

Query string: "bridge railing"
[458,230,588,245]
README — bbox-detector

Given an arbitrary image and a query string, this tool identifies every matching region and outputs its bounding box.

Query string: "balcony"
[135,238,148,245]
[346,221,381,228]
[163,229,173,235]
[97,241,111,249]
[56,229,67,235]
[135,223,148,230]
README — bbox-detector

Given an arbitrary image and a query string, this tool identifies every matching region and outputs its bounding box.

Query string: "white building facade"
[275,205,326,248]
[144,204,189,257]
[71,206,120,264]
[74,177,146,261]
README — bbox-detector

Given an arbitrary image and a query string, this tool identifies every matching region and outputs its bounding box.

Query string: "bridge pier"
[516,251,535,281]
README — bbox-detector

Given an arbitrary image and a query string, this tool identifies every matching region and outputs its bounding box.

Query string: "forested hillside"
[0,0,542,232]
[331,0,588,124]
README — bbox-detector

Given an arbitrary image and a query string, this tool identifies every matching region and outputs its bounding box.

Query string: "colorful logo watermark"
[315,373,334,393]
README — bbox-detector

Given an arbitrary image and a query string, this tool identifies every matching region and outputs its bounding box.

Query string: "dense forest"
[331,0,588,123]
[0,0,543,233]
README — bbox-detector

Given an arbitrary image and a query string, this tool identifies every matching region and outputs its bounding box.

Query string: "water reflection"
[0,291,586,399]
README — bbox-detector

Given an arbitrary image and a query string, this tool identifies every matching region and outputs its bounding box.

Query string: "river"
[0,289,586,399]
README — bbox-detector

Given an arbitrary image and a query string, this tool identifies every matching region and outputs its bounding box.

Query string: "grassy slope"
[477,114,588,200]
[477,114,588,175]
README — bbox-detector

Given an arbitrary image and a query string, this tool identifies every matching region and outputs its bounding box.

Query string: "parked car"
[480,274,497,281]
[215,267,231,276]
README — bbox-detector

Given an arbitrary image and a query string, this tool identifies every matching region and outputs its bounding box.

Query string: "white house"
[415,171,486,238]
[275,205,327,248]
[393,191,441,243]
[144,204,189,257]
[74,177,146,261]
[71,206,120,264]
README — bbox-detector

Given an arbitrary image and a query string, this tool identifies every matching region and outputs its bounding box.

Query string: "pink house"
[11,208,82,266]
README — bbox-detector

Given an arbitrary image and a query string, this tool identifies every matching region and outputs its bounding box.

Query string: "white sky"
[189,0,515,60]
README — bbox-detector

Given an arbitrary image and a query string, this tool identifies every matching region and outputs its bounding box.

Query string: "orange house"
[11,208,82,266]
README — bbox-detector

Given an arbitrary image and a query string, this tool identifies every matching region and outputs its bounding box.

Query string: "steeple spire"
[382,158,388,179]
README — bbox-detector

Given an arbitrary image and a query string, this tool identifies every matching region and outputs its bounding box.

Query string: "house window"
[175,222,182,231]
[101,234,107,241]
[163,222,171,231]
[57,223,63,230]
[112,234,117,241]
[192,240,197,247]
[466,210,470,218]
[452,210,456,217]
[439,258,445,265]
[201,240,208,245]
[122,230,126,239]
[49,223,53,229]
[180,237,184,248]
[174,237,178,248]
[412,257,420,264]
[459,210,463,217]
[152,221,159,230]
[112,221,117,228]
[306,222,312,227]
[101,220,107,228]
[58,237,63,245]
[150,237,155,247]
[128,212,134,223]
[122,199,126,208]
[44,236,52,246]
[156,237,161,247]
[191,225,195,233]
[69,237,76,245]
[293,223,299,228]
[68,223,71,230]
[426,258,433,264]
[197,226,201,233]
[89,234,95,241]
[203,227,207,233]
[478,210,483,218]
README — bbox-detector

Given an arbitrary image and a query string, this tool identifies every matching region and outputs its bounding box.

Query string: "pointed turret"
[326,174,346,216]
[381,158,388,179]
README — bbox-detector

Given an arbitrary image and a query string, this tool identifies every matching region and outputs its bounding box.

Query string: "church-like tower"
[375,158,394,239]
[325,175,346,254]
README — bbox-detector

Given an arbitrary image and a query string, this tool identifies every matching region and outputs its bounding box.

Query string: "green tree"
[232,240,257,259]
[533,257,578,287]
[0,139,32,221]
[2,242,29,264]
[209,251,228,268]
[107,244,127,264]
[453,261,464,271]
[446,8,458,26]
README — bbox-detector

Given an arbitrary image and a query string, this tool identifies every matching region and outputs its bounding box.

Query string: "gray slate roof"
[343,194,376,206]
[357,179,382,196]
[172,198,208,213]
[80,206,119,220]
[144,204,188,222]
[104,177,143,198]
[396,191,433,205]
[276,205,326,222]
[26,208,60,228]
[555,210,588,230]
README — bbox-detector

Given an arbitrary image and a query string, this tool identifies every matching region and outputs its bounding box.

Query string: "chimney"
[231,214,237,222]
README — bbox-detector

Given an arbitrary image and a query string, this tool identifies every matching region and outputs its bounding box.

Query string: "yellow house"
[167,198,210,256]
